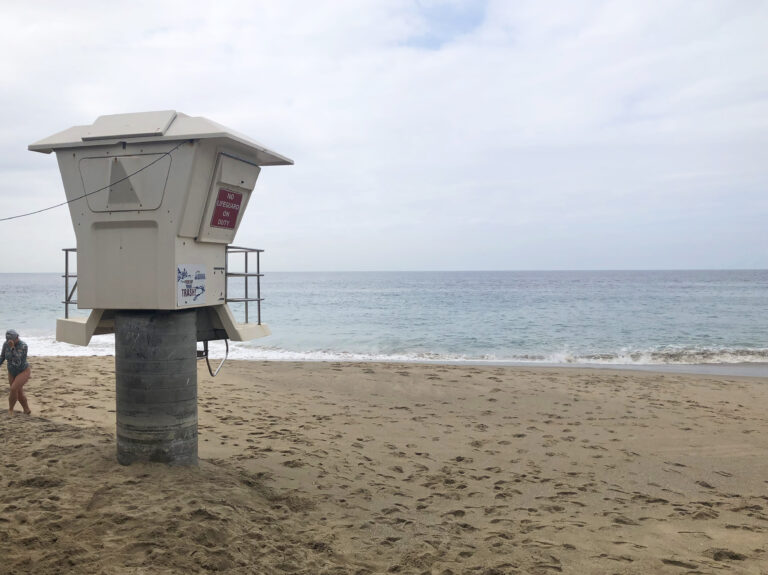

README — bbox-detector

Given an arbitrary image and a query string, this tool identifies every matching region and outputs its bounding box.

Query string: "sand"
[1,357,767,574]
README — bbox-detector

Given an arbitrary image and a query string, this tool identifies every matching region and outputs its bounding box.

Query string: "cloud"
[1,0,766,271]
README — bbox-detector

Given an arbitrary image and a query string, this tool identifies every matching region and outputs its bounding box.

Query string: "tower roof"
[29,110,293,166]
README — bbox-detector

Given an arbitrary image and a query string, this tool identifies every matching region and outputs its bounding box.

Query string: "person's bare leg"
[8,373,16,415]
[18,388,30,414]
[11,369,30,415]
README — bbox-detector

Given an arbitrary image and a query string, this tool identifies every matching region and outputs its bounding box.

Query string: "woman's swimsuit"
[0,340,29,377]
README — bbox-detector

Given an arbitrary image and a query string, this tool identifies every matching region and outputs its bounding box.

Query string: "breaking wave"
[26,335,768,368]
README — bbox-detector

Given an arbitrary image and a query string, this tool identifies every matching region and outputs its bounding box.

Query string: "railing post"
[64,249,70,319]
[244,250,249,325]
[257,250,262,325]
[224,247,229,303]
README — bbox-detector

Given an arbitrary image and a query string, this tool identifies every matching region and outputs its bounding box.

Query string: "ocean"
[1,270,766,375]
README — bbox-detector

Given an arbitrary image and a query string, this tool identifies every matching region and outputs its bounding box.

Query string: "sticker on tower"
[177,265,206,306]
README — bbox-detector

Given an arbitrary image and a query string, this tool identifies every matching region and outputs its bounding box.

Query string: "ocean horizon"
[1,270,766,376]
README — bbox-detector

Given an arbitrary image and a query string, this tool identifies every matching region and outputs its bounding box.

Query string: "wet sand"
[2,357,767,574]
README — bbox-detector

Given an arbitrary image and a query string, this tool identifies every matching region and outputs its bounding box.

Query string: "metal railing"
[63,248,77,319]
[60,246,263,325]
[225,246,264,325]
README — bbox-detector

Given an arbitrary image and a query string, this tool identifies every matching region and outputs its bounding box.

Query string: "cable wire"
[0,140,189,223]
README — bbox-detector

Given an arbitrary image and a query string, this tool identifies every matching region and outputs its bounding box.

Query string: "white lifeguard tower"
[30,110,292,465]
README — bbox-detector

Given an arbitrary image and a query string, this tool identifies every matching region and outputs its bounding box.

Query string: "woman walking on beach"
[1,330,32,415]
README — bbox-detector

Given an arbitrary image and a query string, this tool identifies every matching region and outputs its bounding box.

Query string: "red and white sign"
[210,188,243,230]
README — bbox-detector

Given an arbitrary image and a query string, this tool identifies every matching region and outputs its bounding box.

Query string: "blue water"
[1,271,767,369]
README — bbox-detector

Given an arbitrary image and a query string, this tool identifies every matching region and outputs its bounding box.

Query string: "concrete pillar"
[115,310,198,465]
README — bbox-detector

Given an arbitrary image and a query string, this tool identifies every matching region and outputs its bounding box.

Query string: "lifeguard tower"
[29,110,292,465]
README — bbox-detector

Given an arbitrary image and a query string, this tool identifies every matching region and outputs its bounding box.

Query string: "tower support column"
[115,310,198,465]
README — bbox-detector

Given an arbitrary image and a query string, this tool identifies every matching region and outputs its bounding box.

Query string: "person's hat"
[6,329,18,340]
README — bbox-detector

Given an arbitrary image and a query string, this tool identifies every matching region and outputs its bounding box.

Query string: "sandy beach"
[1,358,767,574]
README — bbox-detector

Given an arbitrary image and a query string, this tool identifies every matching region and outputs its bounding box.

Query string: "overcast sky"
[1,0,766,272]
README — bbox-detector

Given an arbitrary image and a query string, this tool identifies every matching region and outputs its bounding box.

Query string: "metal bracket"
[197,339,229,377]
